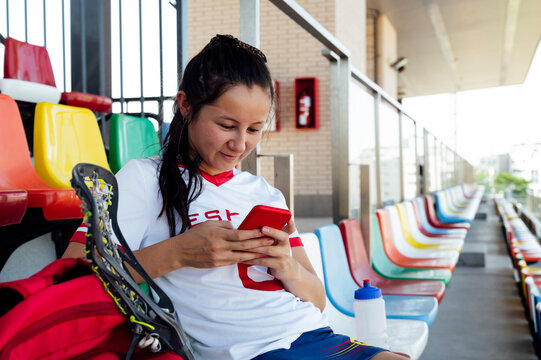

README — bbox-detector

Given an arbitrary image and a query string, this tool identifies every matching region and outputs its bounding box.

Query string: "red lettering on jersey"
[237,264,284,291]
[226,209,240,221]
[205,210,222,221]
[189,213,199,226]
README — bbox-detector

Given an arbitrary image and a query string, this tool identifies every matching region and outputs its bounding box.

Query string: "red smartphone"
[237,205,292,231]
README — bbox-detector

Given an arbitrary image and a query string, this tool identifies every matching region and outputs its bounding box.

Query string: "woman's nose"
[228,132,246,153]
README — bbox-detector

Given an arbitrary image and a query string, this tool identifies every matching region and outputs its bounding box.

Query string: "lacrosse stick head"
[71,163,195,360]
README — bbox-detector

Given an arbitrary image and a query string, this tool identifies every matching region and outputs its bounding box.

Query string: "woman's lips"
[220,152,238,161]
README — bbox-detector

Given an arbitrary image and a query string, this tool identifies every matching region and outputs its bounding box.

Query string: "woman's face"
[183,84,271,175]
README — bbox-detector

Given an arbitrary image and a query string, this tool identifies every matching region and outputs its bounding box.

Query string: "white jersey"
[92,158,328,360]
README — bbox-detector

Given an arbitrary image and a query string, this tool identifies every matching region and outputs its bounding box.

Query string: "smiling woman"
[62,34,407,360]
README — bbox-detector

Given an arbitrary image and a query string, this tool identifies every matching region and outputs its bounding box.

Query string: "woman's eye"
[220,124,234,130]
[248,128,261,133]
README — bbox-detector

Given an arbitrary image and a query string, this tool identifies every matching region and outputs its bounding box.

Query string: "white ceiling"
[368,0,541,98]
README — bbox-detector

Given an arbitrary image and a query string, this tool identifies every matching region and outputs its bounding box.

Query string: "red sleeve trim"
[289,236,303,247]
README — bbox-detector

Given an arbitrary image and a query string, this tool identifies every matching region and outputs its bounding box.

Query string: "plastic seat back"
[3,37,56,86]
[0,97,30,225]
[300,233,325,282]
[0,95,83,221]
[34,103,110,188]
[0,95,35,186]
[314,224,358,317]
[425,195,469,229]
[109,114,161,173]
[339,219,373,278]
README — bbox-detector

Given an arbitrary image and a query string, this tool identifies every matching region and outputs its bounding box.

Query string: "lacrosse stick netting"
[71,163,195,360]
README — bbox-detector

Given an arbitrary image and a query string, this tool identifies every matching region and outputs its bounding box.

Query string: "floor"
[419,199,537,360]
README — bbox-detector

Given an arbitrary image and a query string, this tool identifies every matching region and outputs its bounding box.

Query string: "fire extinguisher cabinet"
[294,77,319,129]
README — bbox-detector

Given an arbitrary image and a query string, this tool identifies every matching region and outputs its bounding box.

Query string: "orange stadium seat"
[0,94,83,221]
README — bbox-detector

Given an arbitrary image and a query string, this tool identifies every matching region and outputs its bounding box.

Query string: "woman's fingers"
[180,220,294,268]
[283,218,297,235]
[229,237,275,251]
[261,226,290,244]
[224,227,264,241]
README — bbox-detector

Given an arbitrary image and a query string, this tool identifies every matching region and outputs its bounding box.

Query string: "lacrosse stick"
[71,163,195,360]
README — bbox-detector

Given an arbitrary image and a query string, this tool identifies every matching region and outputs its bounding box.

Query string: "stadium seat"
[434,191,474,224]
[395,203,464,251]
[371,213,453,285]
[411,198,468,237]
[424,195,470,230]
[1,37,111,112]
[338,218,445,302]
[302,232,428,359]
[108,114,161,173]
[386,206,460,260]
[60,91,113,114]
[497,198,541,262]
[0,37,60,103]
[0,190,28,227]
[0,94,82,220]
[314,224,439,326]
[33,103,110,188]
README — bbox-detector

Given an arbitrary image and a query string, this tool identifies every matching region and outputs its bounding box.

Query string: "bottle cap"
[354,279,382,300]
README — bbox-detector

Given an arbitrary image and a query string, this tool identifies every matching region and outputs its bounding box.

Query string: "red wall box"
[294,77,319,129]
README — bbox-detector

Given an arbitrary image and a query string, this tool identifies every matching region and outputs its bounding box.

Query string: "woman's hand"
[241,219,326,311]
[241,219,297,281]
[174,220,275,268]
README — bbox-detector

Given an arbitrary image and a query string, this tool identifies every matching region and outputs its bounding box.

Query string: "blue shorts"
[252,327,388,359]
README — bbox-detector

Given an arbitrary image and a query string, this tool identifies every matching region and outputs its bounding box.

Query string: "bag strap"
[0,258,89,298]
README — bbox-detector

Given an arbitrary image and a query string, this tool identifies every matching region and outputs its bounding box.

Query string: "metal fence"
[1,0,185,127]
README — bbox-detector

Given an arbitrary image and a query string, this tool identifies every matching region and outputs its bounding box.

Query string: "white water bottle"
[353,279,389,349]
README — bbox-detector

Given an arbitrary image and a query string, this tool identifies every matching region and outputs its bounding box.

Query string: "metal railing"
[527,189,541,221]
[266,0,474,227]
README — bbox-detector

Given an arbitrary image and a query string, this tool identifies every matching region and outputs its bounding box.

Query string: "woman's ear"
[176,90,190,117]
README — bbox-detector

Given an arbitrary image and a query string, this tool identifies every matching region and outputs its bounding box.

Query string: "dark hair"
[158,34,274,237]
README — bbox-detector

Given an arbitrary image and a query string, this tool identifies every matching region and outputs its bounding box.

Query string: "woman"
[64,34,407,360]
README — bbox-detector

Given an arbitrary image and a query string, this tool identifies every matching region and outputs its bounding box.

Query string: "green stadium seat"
[108,114,161,173]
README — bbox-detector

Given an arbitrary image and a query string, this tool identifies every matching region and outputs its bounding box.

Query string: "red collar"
[177,164,234,186]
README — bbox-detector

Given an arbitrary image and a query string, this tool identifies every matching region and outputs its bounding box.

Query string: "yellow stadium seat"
[34,102,110,188]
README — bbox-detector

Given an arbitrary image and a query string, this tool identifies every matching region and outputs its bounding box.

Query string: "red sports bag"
[0,258,182,360]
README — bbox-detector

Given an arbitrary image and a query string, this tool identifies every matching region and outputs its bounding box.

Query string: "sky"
[403,41,541,166]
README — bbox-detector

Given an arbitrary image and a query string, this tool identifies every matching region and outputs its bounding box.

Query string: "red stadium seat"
[60,91,112,114]
[0,94,83,221]
[1,37,112,113]
[3,37,56,87]
[0,190,28,226]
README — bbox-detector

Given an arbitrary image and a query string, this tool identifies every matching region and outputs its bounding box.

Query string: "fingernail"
[262,226,270,233]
